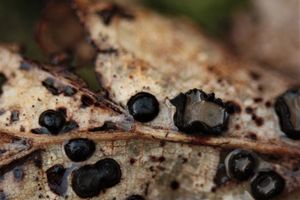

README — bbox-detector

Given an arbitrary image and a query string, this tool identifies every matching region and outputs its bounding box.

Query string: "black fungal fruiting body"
[95,158,122,188]
[225,149,257,181]
[42,77,77,97]
[46,164,67,196]
[127,92,159,123]
[72,165,102,198]
[64,138,96,162]
[71,158,121,198]
[39,110,66,134]
[171,89,229,135]
[126,194,145,200]
[250,170,285,200]
[275,88,300,139]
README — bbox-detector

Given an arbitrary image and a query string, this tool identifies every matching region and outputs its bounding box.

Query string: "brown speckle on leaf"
[129,158,136,165]
[254,97,263,103]
[245,106,254,114]
[246,132,257,140]
[249,71,261,80]
[252,115,264,126]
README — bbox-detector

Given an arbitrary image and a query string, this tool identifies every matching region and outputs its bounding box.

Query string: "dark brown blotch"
[246,132,257,140]
[97,4,134,26]
[0,73,7,94]
[98,48,118,55]
[249,71,261,80]
[245,106,254,114]
[251,114,264,126]
[129,158,136,165]
[81,95,95,108]
[225,101,241,114]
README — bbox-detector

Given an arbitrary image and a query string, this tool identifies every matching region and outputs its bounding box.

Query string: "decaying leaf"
[0,0,300,199]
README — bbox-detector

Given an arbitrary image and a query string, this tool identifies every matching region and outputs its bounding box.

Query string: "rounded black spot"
[39,110,66,134]
[170,180,180,190]
[127,92,159,122]
[225,149,257,181]
[251,170,285,200]
[95,158,122,188]
[46,164,67,196]
[71,165,102,198]
[64,138,96,162]
[275,88,300,139]
[126,194,145,200]
[170,89,229,135]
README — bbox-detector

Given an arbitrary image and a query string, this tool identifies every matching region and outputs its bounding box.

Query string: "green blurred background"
[0,0,249,91]
[0,0,249,59]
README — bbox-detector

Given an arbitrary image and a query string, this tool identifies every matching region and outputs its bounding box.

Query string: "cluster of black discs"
[45,138,124,198]
[127,88,300,139]
[127,89,230,135]
[225,149,285,200]
[39,86,297,199]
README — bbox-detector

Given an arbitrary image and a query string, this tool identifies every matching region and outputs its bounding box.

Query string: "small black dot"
[170,180,180,190]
